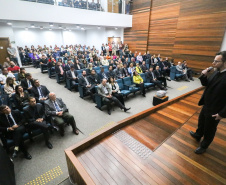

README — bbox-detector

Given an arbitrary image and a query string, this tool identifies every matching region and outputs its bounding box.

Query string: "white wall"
[0,0,132,28]
[12,27,124,51]
[221,30,226,51]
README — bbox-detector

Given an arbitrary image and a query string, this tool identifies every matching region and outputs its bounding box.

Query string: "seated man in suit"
[55,61,65,79]
[0,105,32,159]
[24,97,52,149]
[182,60,194,81]
[88,69,100,86]
[31,79,50,104]
[98,67,108,81]
[97,79,130,115]
[141,61,148,73]
[176,61,190,81]
[21,73,34,93]
[39,55,48,73]
[107,65,116,79]
[44,92,79,136]
[147,66,167,90]
[79,70,95,101]
[154,66,167,88]
[66,65,78,91]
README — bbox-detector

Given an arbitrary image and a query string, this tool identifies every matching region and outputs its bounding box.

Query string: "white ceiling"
[0,19,123,31]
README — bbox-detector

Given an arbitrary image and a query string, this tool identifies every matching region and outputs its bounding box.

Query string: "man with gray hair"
[44,92,79,136]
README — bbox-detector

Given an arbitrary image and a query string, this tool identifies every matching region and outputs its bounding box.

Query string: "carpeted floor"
[13,67,202,185]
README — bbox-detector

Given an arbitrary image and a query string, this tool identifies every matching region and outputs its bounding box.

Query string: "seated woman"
[135,63,142,74]
[86,63,93,76]
[133,71,146,97]
[31,51,40,68]
[4,77,17,97]
[108,77,124,106]
[128,63,135,76]
[83,59,88,69]
[15,85,30,111]
[18,67,26,81]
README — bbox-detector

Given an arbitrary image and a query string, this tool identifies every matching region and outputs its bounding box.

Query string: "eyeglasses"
[213,60,222,63]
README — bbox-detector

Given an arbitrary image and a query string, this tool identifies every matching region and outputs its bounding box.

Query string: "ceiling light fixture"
[31,24,35,28]
[7,22,12,25]
[40,26,43,30]
[49,23,53,27]
[69,29,71,31]
[49,28,52,31]
[59,25,62,29]
[98,26,101,29]
[115,27,118,30]
[77,26,80,28]
[81,27,85,30]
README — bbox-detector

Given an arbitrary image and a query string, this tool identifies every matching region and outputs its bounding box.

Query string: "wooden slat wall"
[124,0,151,53]
[125,0,226,71]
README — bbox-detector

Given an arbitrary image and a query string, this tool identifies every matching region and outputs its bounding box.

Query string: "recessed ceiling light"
[49,23,53,27]
[59,25,62,29]
[98,27,101,29]
[81,27,85,30]
[77,26,80,28]
[7,22,12,25]
[115,27,118,30]
[49,28,52,31]
[31,24,35,28]
[69,29,71,31]
[40,26,43,30]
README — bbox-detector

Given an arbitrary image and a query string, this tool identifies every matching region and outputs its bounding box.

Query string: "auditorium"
[0,0,226,184]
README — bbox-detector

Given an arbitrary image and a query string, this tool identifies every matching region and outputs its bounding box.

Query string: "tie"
[84,77,90,85]
[28,80,31,88]
[151,72,155,79]
[54,101,61,112]
[59,66,64,75]
[7,115,15,127]
[39,87,44,97]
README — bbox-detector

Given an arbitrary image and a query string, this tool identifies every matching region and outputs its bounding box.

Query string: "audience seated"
[4,77,17,98]
[15,85,30,111]
[0,68,15,85]
[135,63,142,74]
[107,66,116,79]
[128,63,135,76]
[21,73,34,93]
[182,60,194,81]
[133,71,146,97]
[154,66,167,88]
[176,61,190,81]
[98,67,108,81]
[3,57,11,68]
[97,79,130,115]
[31,79,50,104]
[115,64,125,79]
[66,65,78,91]
[7,62,20,74]
[55,61,65,79]
[44,92,79,136]
[0,105,32,160]
[79,70,96,101]
[141,61,148,73]
[88,69,100,86]
[23,97,53,149]
[18,68,26,81]
[147,66,167,90]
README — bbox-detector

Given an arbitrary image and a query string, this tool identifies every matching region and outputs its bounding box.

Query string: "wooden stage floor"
[75,90,226,185]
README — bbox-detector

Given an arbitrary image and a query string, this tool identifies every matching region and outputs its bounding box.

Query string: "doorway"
[0,38,10,65]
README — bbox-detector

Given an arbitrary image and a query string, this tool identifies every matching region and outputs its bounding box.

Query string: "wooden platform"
[65,87,226,185]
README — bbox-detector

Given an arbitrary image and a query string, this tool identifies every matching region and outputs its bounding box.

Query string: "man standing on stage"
[190,51,226,154]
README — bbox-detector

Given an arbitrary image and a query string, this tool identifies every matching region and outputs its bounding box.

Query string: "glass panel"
[19,0,132,14]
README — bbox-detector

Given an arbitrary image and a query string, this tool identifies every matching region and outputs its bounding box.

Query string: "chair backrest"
[146,63,150,69]
[123,77,132,86]
[170,66,176,80]
[116,79,123,90]
[76,69,83,77]
[94,67,100,71]
[14,73,19,81]
[140,73,146,83]
[103,65,109,72]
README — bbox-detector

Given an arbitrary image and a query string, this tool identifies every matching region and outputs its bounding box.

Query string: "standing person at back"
[190,51,226,154]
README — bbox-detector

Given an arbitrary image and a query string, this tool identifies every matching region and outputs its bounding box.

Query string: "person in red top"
[108,42,112,56]
[7,61,20,73]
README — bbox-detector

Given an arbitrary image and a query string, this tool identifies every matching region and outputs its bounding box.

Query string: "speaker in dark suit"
[190,51,226,154]
[44,93,79,136]
[23,97,52,149]
[0,105,32,159]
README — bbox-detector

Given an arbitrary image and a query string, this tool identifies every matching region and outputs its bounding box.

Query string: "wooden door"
[108,0,119,13]
[108,37,121,44]
[0,38,10,65]
[108,0,113,12]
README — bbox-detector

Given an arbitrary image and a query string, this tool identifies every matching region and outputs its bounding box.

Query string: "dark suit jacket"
[79,76,91,87]
[154,70,163,78]
[141,65,148,73]
[55,65,65,75]
[157,62,165,71]
[107,70,116,79]
[146,71,156,81]
[74,63,82,70]
[98,71,108,80]
[0,110,25,133]
[64,64,71,71]
[66,70,78,80]
[44,98,68,116]
[39,58,48,64]
[21,78,34,91]
[88,74,100,85]
[23,103,45,123]
[199,71,226,117]
[123,68,130,77]
[31,85,50,101]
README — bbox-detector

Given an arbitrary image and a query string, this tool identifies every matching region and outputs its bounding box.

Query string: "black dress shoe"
[46,141,53,149]
[195,147,206,154]
[189,131,201,142]
[73,129,79,135]
[24,152,32,160]
[190,77,194,81]
[108,110,111,115]
[167,78,171,81]
[124,107,131,112]
[12,150,19,158]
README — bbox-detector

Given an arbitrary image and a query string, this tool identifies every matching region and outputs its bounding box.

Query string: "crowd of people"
[0,42,195,159]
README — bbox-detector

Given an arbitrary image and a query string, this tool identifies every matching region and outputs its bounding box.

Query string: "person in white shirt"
[0,68,15,85]
[102,56,109,66]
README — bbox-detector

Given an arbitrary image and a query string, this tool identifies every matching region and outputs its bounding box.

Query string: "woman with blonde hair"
[4,77,17,97]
